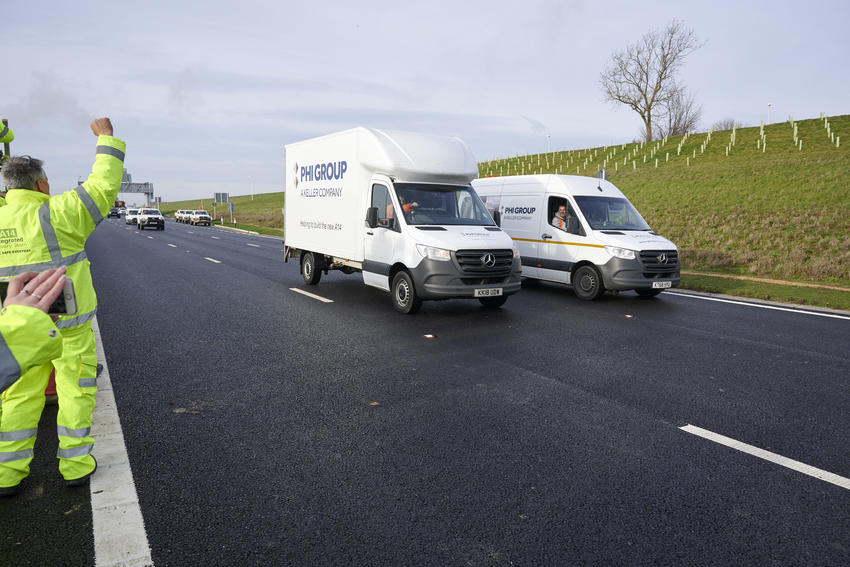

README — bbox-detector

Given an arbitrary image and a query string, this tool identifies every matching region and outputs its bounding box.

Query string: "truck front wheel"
[573,265,604,301]
[301,252,322,285]
[391,271,422,314]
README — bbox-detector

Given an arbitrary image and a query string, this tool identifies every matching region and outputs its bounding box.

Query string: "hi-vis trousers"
[0,321,97,487]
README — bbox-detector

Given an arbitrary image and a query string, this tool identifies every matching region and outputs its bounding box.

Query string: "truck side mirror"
[365,207,378,228]
[492,210,501,227]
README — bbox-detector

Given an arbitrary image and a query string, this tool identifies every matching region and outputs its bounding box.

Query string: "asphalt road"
[2,217,849,566]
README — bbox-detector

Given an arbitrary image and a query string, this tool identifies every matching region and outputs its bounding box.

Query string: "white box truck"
[472,174,679,300]
[283,127,522,313]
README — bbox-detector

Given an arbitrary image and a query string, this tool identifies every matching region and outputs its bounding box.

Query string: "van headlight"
[416,244,452,261]
[513,245,521,259]
[605,245,636,260]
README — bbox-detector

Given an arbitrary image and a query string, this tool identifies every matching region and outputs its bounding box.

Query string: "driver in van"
[386,195,419,219]
[551,204,568,230]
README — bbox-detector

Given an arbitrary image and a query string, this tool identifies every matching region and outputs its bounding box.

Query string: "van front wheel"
[391,271,422,314]
[573,265,604,300]
[301,252,322,285]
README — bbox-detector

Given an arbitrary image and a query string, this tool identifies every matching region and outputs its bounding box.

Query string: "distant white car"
[189,210,212,226]
[125,208,139,225]
[138,208,165,230]
[175,209,191,223]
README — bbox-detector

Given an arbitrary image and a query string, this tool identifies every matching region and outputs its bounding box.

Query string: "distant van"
[472,174,680,299]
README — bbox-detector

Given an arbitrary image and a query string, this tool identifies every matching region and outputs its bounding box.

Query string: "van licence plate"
[652,281,672,289]
[474,288,503,297]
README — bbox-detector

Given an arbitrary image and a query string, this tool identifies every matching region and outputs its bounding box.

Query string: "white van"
[472,174,679,299]
[283,127,522,313]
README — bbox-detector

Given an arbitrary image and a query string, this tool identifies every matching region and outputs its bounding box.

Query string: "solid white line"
[204,257,222,264]
[167,244,177,248]
[668,292,850,321]
[680,424,850,491]
[246,243,260,248]
[289,288,334,303]
[91,318,153,566]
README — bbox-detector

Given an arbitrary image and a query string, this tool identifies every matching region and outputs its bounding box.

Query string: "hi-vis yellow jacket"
[0,135,126,329]
[0,123,12,144]
[0,304,62,392]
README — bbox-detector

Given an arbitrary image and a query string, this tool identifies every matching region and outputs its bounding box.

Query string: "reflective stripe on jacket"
[0,124,13,144]
[0,135,126,329]
[0,304,62,393]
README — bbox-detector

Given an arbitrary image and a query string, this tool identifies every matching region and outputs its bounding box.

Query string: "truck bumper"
[409,257,523,299]
[598,257,680,290]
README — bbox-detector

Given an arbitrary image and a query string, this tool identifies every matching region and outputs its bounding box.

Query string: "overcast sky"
[3,0,848,203]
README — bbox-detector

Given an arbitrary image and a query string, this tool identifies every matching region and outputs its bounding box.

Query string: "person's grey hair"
[1,155,46,191]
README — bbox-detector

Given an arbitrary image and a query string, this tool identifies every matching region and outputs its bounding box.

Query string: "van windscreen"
[394,183,495,226]
[573,196,651,231]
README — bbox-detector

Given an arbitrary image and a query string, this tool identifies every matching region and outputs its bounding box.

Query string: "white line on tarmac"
[146,236,153,240]
[246,243,260,248]
[680,424,850,491]
[167,244,177,248]
[91,317,153,566]
[211,236,220,239]
[204,257,222,264]
[668,292,850,321]
[290,288,334,303]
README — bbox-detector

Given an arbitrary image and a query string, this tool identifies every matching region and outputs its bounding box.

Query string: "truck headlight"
[416,244,452,261]
[605,246,636,260]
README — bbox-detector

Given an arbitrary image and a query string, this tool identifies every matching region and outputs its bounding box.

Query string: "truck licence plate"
[652,281,672,289]
[474,288,503,297]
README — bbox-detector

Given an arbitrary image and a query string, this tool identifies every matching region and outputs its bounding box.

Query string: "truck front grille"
[454,249,514,275]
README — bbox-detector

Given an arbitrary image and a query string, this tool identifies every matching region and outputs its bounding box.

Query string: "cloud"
[5,72,91,128]
[520,115,548,133]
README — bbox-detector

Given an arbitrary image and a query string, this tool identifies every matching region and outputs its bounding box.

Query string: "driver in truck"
[386,195,418,219]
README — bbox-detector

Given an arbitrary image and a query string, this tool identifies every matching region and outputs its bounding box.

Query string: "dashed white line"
[204,257,222,264]
[211,236,220,240]
[91,318,153,565]
[290,288,334,303]
[680,424,850,491]
[146,236,153,240]
[168,244,177,248]
[246,243,260,248]
[668,292,850,321]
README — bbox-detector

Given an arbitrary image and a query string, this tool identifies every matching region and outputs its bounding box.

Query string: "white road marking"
[211,236,220,240]
[204,257,222,264]
[146,236,153,240]
[246,243,260,248]
[668,291,850,321]
[187,231,194,234]
[91,318,153,565]
[680,424,850,491]
[290,288,334,303]
[168,244,177,248]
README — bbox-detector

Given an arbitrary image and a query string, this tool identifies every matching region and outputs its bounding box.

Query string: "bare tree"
[711,118,737,131]
[600,20,700,142]
[654,88,703,139]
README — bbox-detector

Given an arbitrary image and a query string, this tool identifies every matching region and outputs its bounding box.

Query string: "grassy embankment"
[162,114,850,309]
[160,193,284,237]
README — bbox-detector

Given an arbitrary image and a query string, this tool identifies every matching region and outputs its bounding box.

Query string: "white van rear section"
[472,174,679,299]
[284,128,522,313]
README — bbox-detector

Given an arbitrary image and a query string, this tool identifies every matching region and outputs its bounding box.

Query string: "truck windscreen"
[394,183,496,226]
[573,196,651,231]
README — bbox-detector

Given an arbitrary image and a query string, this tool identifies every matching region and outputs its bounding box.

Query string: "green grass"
[160,113,850,310]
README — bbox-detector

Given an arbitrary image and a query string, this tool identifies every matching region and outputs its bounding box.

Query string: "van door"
[363,181,401,291]
[539,195,591,284]
[499,193,542,278]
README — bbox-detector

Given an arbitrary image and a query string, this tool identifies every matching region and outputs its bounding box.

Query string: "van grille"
[639,250,679,273]
[454,249,514,275]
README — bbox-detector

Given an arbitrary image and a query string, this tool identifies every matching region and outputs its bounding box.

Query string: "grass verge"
[680,272,850,311]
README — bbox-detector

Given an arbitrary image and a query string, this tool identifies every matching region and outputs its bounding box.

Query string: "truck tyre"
[301,252,322,285]
[636,289,662,298]
[479,296,508,308]
[573,265,604,301]
[391,271,422,314]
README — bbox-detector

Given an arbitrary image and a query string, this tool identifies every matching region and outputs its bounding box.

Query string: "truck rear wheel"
[301,252,322,285]
[573,265,604,301]
[391,271,422,314]
[479,296,508,308]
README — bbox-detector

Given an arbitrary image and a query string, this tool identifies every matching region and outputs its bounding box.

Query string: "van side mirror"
[492,210,501,227]
[365,207,378,228]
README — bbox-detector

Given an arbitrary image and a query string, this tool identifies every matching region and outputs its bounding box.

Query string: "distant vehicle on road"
[283,127,521,314]
[138,208,165,230]
[107,207,120,218]
[125,208,139,225]
[473,174,680,299]
[189,210,212,226]
[175,209,191,223]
